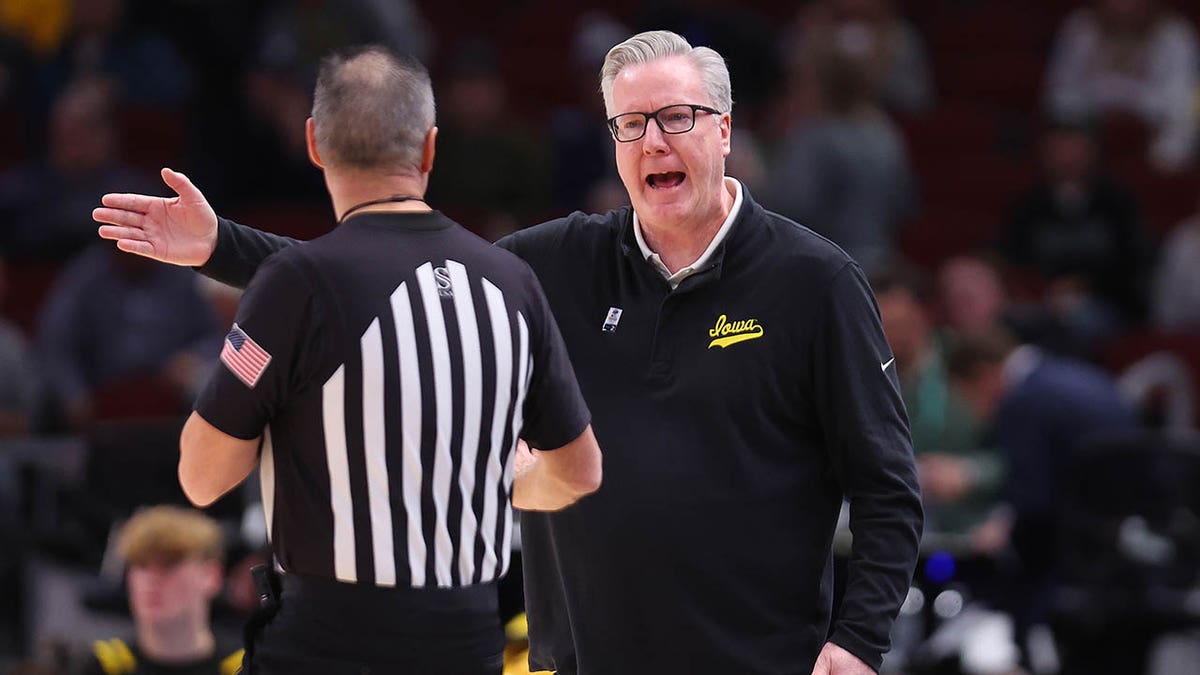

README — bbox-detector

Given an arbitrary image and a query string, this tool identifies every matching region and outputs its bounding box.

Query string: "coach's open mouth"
[646,172,685,189]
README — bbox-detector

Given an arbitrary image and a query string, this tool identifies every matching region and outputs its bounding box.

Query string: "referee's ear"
[420,126,437,174]
[306,117,325,169]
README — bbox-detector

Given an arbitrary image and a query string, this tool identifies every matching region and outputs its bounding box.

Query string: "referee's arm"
[179,411,260,507]
[512,427,602,511]
[508,256,601,512]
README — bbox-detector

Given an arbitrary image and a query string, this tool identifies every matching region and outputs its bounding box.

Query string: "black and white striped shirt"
[196,212,590,589]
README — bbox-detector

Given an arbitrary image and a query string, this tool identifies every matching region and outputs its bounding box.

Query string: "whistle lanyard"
[338,195,427,223]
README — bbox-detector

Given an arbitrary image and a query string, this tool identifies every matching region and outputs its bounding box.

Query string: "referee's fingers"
[100,192,154,213]
[97,224,149,243]
[115,239,157,258]
[161,167,202,202]
[93,207,146,230]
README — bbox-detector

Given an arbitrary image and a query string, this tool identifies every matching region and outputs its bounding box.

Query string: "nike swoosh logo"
[881,358,894,373]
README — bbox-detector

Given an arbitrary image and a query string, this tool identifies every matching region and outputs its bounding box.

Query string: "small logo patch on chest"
[602,307,623,332]
[708,314,764,349]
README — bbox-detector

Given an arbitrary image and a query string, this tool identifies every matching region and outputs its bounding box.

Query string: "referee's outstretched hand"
[811,642,874,675]
[93,167,218,267]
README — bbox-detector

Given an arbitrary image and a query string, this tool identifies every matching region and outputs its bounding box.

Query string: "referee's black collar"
[340,210,455,232]
[618,180,758,287]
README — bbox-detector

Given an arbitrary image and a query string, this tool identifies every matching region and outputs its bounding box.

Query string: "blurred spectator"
[762,0,829,136]
[937,255,1012,342]
[125,1,264,210]
[7,639,70,675]
[0,0,62,106]
[1151,193,1200,331]
[35,245,219,432]
[937,254,1072,357]
[1045,0,1200,172]
[546,11,626,213]
[0,76,156,260]
[948,329,1139,641]
[77,505,242,675]
[237,0,431,203]
[425,39,549,240]
[870,265,1014,674]
[835,0,934,114]
[765,47,917,274]
[1002,117,1152,357]
[35,0,191,110]
[725,126,769,197]
[780,0,935,116]
[0,0,70,58]
[875,266,1001,542]
[0,257,37,436]
[635,0,780,122]
[253,0,430,83]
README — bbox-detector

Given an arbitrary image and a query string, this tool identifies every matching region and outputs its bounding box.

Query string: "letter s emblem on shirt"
[434,266,453,298]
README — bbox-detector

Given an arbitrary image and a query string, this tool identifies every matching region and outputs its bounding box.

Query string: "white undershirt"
[633,177,744,289]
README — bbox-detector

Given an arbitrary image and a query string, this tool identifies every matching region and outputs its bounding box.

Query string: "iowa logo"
[708,314,764,349]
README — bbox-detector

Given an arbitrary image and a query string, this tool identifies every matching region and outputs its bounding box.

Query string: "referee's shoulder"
[251,239,317,284]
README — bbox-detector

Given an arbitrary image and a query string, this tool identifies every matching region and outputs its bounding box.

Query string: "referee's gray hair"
[311,45,436,172]
[599,30,733,117]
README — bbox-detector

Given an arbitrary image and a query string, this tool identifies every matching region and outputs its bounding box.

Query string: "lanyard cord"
[338,195,427,223]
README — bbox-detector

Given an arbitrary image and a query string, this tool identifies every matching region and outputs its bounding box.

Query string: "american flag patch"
[221,323,272,388]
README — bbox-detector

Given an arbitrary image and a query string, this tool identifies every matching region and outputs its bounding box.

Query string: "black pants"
[245,573,504,675]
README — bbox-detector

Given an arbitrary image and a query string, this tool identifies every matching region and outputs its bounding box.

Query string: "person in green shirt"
[875,267,1005,547]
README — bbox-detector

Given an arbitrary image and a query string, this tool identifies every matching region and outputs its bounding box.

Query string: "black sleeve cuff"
[829,627,883,673]
[195,217,300,289]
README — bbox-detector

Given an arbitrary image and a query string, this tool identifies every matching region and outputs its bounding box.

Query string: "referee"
[161,46,599,674]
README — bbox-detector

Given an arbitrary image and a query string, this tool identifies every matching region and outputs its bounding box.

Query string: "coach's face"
[609,56,731,232]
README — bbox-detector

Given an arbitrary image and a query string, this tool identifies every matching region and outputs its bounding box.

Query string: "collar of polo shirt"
[633,177,744,289]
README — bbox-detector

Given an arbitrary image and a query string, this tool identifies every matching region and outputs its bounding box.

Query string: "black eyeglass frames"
[606,104,723,142]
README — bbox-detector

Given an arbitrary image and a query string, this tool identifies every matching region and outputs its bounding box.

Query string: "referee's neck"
[325,167,432,219]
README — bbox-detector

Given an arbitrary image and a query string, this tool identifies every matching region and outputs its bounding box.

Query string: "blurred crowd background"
[1,0,1200,673]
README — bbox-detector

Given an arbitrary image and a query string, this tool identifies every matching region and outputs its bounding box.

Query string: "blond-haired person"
[81,505,242,675]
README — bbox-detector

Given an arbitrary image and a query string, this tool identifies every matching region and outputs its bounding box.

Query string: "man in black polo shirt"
[96,31,920,675]
[96,46,600,675]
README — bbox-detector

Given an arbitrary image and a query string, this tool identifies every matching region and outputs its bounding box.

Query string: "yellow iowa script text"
[708,314,764,349]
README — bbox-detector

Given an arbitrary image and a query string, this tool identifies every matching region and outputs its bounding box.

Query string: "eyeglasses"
[606,104,723,142]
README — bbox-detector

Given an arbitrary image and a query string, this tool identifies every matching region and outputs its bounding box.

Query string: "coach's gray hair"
[311,45,436,172]
[599,30,733,116]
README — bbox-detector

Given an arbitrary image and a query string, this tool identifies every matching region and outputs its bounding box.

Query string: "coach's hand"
[811,642,874,675]
[94,167,218,267]
[514,439,539,477]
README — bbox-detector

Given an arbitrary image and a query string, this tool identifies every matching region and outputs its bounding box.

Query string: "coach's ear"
[420,126,437,174]
[306,118,324,169]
